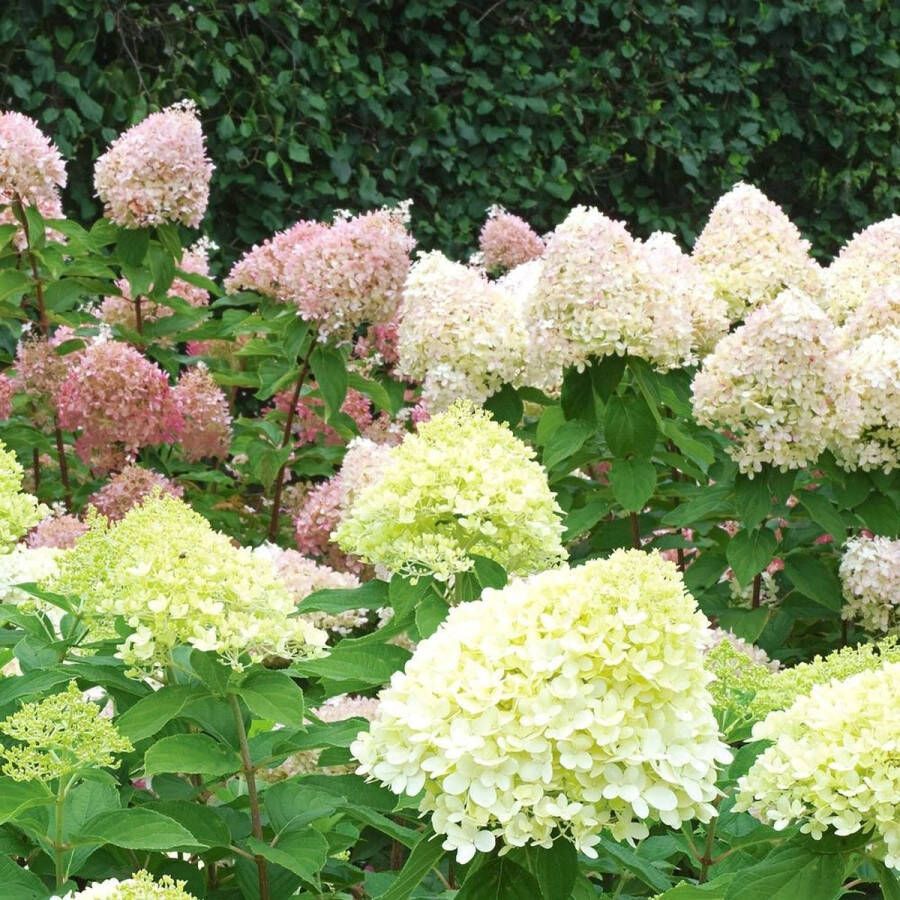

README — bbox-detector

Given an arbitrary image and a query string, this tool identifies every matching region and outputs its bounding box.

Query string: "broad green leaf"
[799,492,846,540]
[596,834,673,892]
[561,365,596,422]
[310,344,348,421]
[0,270,32,302]
[726,528,778,586]
[376,828,445,900]
[143,800,231,849]
[456,856,541,900]
[856,494,900,536]
[143,733,242,777]
[542,419,594,470]
[238,671,305,727]
[116,686,201,742]
[733,473,771,528]
[75,808,201,850]
[0,854,49,898]
[663,420,715,470]
[484,383,524,427]
[610,458,657,512]
[723,843,844,900]
[0,777,52,825]
[782,554,842,611]
[299,579,389,614]
[472,555,508,590]
[662,485,732,527]
[247,829,329,882]
[291,641,411,687]
[563,499,610,540]
[604,393,658,458]
[508,839,578,900]
[590,354,626,401]
[415,593,450,639]
[115,226,150,266]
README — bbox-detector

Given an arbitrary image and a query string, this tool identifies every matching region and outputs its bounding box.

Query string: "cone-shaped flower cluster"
[0,111,66,241]
[837,281,900,349]
[172,364,232,461]
[825,215,900,325]
[335,401,565,581]
[397,251,528,410]
[735,662,900,870]
[477,205,544,273]
[839,534,900,633]
[691,289,851,474]
[56,339,184,472]
[0,682,132,782]
[13,327,83,425]
[691,183,823,320]
[57,870,197,900]
[27,513,88,549]
[46,494,328,671]
[353,551,731,862]
[0,440,45,550]
[87,464,183,521]
[94,100,213,228]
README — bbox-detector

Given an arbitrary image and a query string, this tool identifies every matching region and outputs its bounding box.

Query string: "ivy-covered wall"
[2,0,897,261]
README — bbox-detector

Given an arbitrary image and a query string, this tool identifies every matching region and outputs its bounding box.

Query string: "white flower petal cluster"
[691,182,823,320]
[837,280,900,348]
[397,251,528,410]
[334,401,566,582]
[735,662,900,870]
[825,215,900,325]
[0,544,61,611]
[56,869,196,899]
[836,327,900,472]
[839,535,900,634]
[353,550,731,863]
[691,288,854,474]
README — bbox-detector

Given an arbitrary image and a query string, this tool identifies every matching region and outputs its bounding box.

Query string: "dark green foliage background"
[1,0,897,261]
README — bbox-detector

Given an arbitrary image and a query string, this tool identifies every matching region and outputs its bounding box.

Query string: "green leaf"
[662,485,733,527]
[116,686,201,742]
[876,862,900,900]
[247,829,330,882]
[0,777,52,825]
[663,420,714,470]
[115,226,150,266]
[733,473,771,528]
[75,808,202,850]
[143,733,242,777]
[659,874,736,897]
[0,854,50,898]
[299,578,389,614]
[291,640,411,687]
[238,671,305,727]
[310,344,348,421]
[604,393,658,458]
[610,458,657,512]
[782,554,842,611]
[561,365,596,422]
[143,800,232,849]
[156,223,182,261]
[456,857,540,899]
[507,839,578,899]
[596,834,673,892]
[723,843,844,900]
[472,555,508,590]
[0,269,32,302]
[347,370,394,414]
[717,607,770,643]
[563,500,610,540]
[799,492,847,541]
[189,649,233,695]
[856,494,900,537]
[376,828,444,900]
[590,354,626,401]
[415,593,450,639]
[542,419,594,470]
[484,383,524,427]
[726,528,778,586]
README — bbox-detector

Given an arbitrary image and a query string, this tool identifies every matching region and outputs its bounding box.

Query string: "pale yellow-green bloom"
[0,682,132,782]
[735,662,900,870]
[47,494,328,672]
[55,869,196,899]
[334,400,565,582]
[353,550,731,863]
[0,440,46,550]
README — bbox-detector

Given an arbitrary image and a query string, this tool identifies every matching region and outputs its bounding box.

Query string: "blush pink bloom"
[88,464,183,521]
[293,477,345,560]
[0,111,66,244]
[13,327,83,426]
[273,383,373,447]
[354,319,400,369]
[172,364,232,461]
[56,339,184,472]
[27,514,88,549]
[478,205,544,272]
[0,373,13,420]
[94,100,213,228]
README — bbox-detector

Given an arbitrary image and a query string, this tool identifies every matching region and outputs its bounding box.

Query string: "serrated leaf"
[610,458,657,512]
[604,393,658,458]
[143,733,241,777]
[310,344,348,421]
[238,670,305,727]
[115,226,150,266]
[783,554,842,611]
[75,808,201,850]
[726,528,778,586]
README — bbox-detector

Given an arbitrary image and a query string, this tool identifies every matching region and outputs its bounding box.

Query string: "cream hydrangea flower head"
[825,215,900,325]
[691,182,823,320]
[0,682,132,782]
[691,288,853,474]
[0,439,46,550]
[46,494,328,672]
[333,401,565,581]
[837,280,900,349]
[55,870,196,899]
[735,662,900,870]
[839,535,900,634]
[397,250,529,411]
[352,550,731,863]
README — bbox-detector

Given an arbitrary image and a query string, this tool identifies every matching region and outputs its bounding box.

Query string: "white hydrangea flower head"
[735,662,900,870]
[353,550,732,863]
[0,544,61,620]
[837,280,900,349]
[840,534,900,633]
[55,869,196,899]
[691,288,856,474]
[825,215,900,325]
[397,251,529,410]
[691,182,823,320]
[334,401,566,582]
[835,326,900,472]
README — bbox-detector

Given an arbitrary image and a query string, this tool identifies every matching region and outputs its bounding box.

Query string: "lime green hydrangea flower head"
[56,869,196,899]
[749,637,900,721]
[0,682,132,782]
[353,550,731,863]
[0,439,46,550]
[334,400,566,582]
[735,662,900,870]
[47,493,328,672]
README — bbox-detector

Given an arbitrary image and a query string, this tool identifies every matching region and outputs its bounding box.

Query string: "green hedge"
[2,0,897,261]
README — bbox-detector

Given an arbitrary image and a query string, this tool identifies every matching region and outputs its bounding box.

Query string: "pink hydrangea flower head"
[354,319,400,369]
[0,111,66,244]
[87,463,183,521]
[273,383,373,447]
[282,202,416,338]
[172,363,232,461]
[27,514,88,549]
[93,100,214,228]
[478,205,544,272]
[13,327,83,424]
[293,476,345,560]
[0,373,13,420]
[224,220,327,297]
[56,338,184,472]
